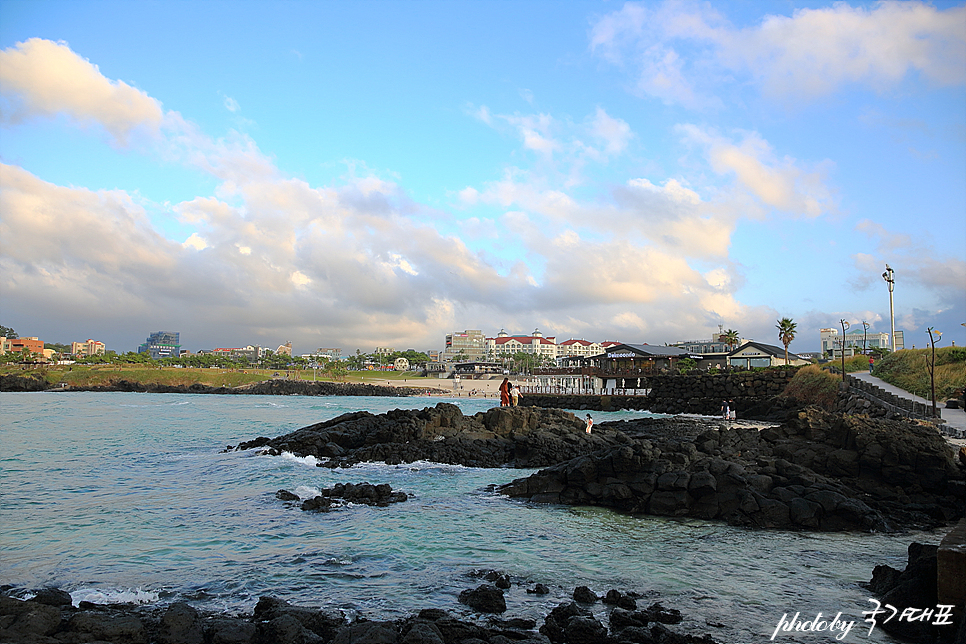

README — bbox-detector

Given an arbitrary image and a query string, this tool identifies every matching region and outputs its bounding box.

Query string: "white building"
[486,328,558,361]
[820,328,891,357]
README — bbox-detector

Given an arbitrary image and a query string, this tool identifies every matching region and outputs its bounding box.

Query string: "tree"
[776,318,797,365]
[677,357,697,374]
[0,325,17,338]
[723,329,740,352]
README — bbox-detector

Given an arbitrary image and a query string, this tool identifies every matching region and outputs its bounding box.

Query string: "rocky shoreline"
[236,402,965,532]
[0,583,725,644]
[0,373,440,397]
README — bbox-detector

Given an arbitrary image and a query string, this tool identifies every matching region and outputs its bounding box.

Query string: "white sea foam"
[294,485,321,499]
[279,451,322,467]
[70,587,159,607]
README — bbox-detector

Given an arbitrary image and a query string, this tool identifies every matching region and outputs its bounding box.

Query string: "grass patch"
[781,364,841,410]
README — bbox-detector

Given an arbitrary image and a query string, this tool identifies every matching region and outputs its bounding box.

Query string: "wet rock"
[297,482,408,512]
[32,587,73,607]
[401,620,445,644]
[458,584,506,613]
[208,617,257,644]
[332,621,398,644]
[159,602,203,644]
[276,489,300,502]
[527,584,550,595]
[572,586,598,604]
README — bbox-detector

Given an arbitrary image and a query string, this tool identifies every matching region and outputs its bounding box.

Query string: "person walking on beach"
[511,384,521,406]
[499,378,511,406]
[729,400,736,421]
[721,400,730,420]
[585,414,593,434]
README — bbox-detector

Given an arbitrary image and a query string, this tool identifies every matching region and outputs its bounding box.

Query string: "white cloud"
[224,96,240,112]
[679,125,834,217]
[589,107,633,154]
[589,1,966,106]
[183,233,208,250]
[0,38,164,146]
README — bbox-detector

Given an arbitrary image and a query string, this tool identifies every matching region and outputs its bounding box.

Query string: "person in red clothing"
[499,378,511,406]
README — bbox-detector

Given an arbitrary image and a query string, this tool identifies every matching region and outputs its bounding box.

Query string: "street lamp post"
[840,319,850,383]
[882,265,895,352]
[862,321,870,355]
[927,327,942,418]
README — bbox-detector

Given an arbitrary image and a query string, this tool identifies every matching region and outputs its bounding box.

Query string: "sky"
[1,0,964,356]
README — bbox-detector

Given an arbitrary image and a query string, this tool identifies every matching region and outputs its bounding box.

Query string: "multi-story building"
[556,339,603,359]
[276,342,293,357]
[315,348,342,359]
[820,328,891,357]
[442,330,485,363]
[2,336,44,359]
[486,329,558,361]
[209,345,262,361]
[139,331,181,359]
[71,339,106,357]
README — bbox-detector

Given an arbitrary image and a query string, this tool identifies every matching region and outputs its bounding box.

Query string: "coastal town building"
[820,328,892,358]
[556,339,603,359]
[206,345,263,361]
[71,339,106,357]
[315,348,342,359]
[442,330,486,363]
[139,331,181,359]
[276,342,293,357]
[728,341,809,368]
[1,336,45,360]
[486,328,558,361]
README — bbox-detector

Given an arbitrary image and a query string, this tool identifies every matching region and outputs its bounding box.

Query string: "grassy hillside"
[872,347,966,400]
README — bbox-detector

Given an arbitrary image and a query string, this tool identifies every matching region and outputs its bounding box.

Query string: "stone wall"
[521,369,800,415]
[843,374,940,420]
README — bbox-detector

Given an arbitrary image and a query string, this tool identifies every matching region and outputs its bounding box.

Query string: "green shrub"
[781,364,840,410]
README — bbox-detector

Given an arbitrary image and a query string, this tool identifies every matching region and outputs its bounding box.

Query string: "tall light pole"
[927,327,942,418]
[882,265,895,352]
[840,319,850,383]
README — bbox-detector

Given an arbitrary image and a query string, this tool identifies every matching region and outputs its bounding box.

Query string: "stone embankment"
[0,586,724,644]
[522,369,800,418]
[499,407,965,532]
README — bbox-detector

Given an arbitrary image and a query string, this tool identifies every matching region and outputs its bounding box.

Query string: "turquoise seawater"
[0,392,923,642]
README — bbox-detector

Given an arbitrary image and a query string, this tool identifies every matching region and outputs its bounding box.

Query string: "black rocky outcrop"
[61,378,432,397]
[0,586,724,644]
[499,407,965,532]
[275,481,409,511]
[0,373,49,392]
[237,403,628,469]
[866,542,965,643]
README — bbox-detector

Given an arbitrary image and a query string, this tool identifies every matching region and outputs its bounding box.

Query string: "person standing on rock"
[499,378,511,406]
[585,414,593,434]
[511,384,521,406]
[721,400,729,420]
[728,400,736,421]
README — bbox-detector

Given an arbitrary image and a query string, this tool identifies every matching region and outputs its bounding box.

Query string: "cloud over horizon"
[1,1,963,355]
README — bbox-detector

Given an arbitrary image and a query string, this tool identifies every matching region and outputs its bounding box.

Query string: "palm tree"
[776,317,797,365]
[723,329,740,352]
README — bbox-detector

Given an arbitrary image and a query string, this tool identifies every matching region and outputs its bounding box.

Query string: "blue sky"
[1,0,964,355]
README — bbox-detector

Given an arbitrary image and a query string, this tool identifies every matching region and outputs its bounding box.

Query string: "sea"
[0,391,931,643]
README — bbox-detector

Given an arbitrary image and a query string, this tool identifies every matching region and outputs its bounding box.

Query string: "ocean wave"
[69,587,159,607]
[278,451,323,467]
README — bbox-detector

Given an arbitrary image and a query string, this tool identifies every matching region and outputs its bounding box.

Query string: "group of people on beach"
[499,378,522,406]
[721,399,737,421]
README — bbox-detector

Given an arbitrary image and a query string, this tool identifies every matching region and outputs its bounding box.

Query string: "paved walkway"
[850,371,966,445]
